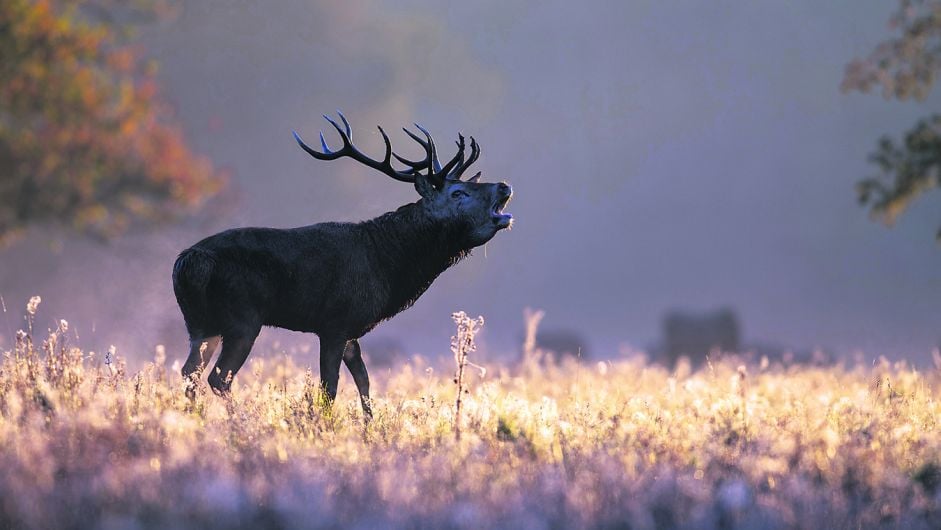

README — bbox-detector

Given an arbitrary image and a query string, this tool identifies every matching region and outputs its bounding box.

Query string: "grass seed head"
[25,295,41,316]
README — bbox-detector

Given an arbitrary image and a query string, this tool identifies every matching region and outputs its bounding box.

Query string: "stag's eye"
[450,190,468,199]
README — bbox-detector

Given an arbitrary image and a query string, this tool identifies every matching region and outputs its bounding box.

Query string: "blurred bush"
[661,307,740,368]
[0,0,225,246]
[842,0,941,241]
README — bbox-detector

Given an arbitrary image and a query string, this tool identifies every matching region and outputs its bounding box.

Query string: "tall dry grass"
[1,306,940,529]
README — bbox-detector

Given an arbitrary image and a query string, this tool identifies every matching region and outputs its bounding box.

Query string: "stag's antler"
[293,112,480,188]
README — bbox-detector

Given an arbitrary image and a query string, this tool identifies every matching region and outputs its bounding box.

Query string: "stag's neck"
[361,202,470,309]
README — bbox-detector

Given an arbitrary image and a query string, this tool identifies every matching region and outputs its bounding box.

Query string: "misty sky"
[2,0,940,364]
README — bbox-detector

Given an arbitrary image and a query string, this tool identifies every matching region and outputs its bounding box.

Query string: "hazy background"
[2,0,939,366]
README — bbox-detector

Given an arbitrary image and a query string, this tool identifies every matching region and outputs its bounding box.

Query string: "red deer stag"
[172,113,513,418]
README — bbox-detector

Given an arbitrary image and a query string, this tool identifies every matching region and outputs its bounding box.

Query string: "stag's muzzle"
[492,183,513,228]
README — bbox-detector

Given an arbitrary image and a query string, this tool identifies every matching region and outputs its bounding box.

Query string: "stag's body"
[177,207,468,339]
[173,113,512,418]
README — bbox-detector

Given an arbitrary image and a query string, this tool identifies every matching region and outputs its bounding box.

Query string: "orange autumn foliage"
[0,0,226,245]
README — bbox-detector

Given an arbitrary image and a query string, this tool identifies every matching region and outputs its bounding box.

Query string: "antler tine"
[376,125,393,166]
[397,127,435,171]
[391,152,422,168]
[441,134,466,180]
[413,124,440,174]
[392,152,429,172]
[451,136,480,180]
[467,137,480,167]
[321,114,352,150]
[294,129,334,160]
[337,111,353,139]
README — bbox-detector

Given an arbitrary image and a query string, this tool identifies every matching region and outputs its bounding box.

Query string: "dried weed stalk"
[451,311,484,440]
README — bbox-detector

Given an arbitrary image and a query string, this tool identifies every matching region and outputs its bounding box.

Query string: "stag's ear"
[413,173,438,199]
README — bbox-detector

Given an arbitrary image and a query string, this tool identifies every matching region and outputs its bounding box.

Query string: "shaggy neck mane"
[360,201,471,315]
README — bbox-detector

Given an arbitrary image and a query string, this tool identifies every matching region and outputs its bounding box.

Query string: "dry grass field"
[1,310,940,529]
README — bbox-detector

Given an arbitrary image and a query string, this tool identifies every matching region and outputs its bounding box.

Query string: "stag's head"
[293,112,513,247]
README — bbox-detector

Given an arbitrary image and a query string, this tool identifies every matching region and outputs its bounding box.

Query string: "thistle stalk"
[451,311,484,441]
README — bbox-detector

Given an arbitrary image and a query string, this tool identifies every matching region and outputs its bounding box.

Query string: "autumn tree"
[842,0,941,241]
[0,0,225,246]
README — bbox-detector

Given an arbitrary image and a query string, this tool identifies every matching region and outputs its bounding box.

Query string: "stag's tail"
[172,248,216,337]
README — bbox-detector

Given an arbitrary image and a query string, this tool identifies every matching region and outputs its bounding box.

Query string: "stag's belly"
[265,311,383,339]
[262,269,389,339]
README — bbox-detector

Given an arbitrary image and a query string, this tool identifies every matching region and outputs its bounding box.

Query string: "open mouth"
[491,194,513,227]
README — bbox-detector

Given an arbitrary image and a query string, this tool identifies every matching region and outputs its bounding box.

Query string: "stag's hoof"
[207,370,233,397]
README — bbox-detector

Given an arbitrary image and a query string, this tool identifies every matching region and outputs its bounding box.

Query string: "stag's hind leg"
[182,336,220,398]
[342,339,373,420]
[319,337,347,405]
[208,327,260,395]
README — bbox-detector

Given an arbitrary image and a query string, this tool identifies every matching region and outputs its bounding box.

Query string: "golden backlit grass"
[1,329,940,529]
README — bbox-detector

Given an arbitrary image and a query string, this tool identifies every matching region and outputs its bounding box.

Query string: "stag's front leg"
[319,337,346,404]
[342,339,373,421]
